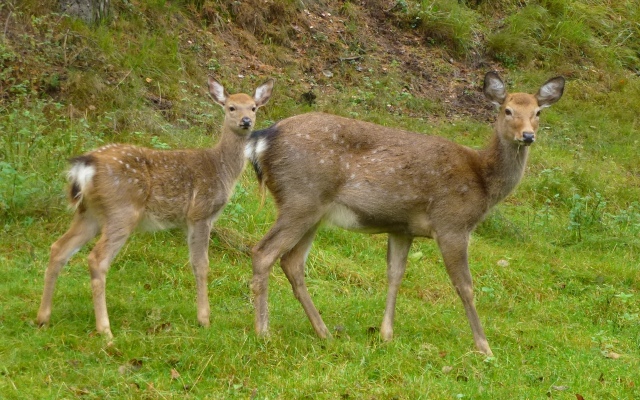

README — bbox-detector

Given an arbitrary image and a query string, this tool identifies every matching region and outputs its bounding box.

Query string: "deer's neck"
[479,130,530,207]
[206,127,248,182]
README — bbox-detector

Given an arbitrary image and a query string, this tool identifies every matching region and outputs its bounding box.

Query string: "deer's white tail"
[67,155,96,208]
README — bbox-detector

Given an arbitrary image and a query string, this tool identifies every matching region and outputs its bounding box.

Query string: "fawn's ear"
[208,77,228,107]
[536,76,565,108]
[483,71,507,107]
[254,79,275,108]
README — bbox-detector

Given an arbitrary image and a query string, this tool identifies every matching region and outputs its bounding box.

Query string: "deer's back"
[79,144,231,230]
[253,112,491,236]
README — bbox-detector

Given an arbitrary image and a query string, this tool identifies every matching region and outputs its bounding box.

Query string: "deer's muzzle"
[240,117,253,129]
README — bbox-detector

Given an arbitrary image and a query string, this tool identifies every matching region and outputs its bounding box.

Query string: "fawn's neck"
[206,127,249,181]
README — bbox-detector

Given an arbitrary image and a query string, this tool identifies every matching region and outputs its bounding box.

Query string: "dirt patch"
[1,1,503,121]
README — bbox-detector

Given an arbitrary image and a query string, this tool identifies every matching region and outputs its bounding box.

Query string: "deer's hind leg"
[251,209,326,336]
[380,233,413,341]
[37,211,100,327]
[87,214,138,339]
[279,223,329,338]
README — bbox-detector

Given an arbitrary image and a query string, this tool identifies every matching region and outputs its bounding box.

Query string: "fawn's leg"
[187,219,213,327]
[37,212,99,327]
[87,221,134,339]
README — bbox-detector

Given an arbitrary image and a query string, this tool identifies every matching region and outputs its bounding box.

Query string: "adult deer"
[246,72,564,355]
[37,77,274,338]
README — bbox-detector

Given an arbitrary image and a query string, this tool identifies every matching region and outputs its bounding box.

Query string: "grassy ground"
[1,0,639,398]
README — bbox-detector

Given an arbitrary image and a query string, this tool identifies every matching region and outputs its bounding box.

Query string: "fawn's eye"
[505,108,513,116]
[252,106,257,112]
[229,106,236,112]
[536,110,541,117]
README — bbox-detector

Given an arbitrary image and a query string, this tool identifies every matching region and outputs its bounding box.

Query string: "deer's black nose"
[241,117,252,128]
[522,132,535,144]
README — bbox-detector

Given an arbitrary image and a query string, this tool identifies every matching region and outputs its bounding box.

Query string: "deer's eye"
[229,106,236,112]
[505,108,513,116]
[536,110,541,117]
[252,106,257,112]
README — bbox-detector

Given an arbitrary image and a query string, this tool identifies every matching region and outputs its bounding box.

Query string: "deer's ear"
[536,76,565,109]
[254,79,275,108]
[483,71,506,107]
[208,77,228,106]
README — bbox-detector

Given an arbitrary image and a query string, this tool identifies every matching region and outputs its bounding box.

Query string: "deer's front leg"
[438,233,493,356]
[188,220,213,327]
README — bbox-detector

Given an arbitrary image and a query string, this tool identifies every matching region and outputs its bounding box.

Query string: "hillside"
[3,1,639,127]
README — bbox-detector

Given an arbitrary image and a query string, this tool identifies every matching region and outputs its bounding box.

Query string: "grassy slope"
[1,0,639,398]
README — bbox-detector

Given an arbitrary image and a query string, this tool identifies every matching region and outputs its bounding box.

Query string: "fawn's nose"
[522,132,535,145]
[240,117,252,128]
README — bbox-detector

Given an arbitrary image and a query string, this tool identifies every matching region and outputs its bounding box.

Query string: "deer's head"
[208,77,274,135]
[484,72,565,147]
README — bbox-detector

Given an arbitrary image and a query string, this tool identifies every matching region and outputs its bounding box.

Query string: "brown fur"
[36,77,274,338]
[247,72,564,355]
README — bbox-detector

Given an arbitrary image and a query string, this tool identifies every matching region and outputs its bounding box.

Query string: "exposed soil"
[0,1,503,122]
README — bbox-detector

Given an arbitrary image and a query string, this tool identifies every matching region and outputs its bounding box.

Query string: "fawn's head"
[208,77,274,135]
[484,72,564,146]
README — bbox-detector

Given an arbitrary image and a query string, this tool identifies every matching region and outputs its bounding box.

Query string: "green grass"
[1,0,640,398]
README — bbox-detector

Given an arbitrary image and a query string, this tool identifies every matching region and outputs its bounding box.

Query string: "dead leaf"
[576,394,585,400]
[130,359,143,370]
[552,385,569,391]
[604,351,621,359]
[171,368,180,380]
[442,365,453,374]
[497,259,509,267]
[147,322,172,335]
